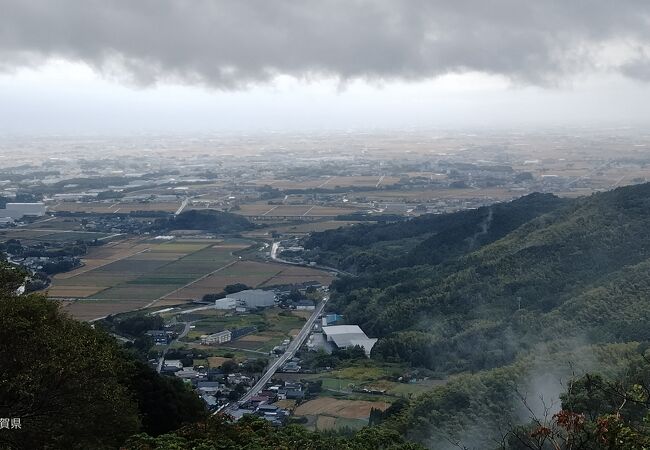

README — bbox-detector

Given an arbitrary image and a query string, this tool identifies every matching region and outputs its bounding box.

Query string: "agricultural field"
[179,308,308,355]
[300,361,447,400]
[234,202,362,218]
[50,229,333,322]
[50,238,250,320]
[348,186,518,203]
[258,265,334,288]
[0,227,113,244]
[248,175,401,190]
[243,220,365,237]
[294,397,390,431]
[48,200,181,213]
[164,260,334,300]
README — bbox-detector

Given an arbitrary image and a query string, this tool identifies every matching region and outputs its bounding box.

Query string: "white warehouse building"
[322,325,378,356]
[214,297,236,309]
[226,289,276,308]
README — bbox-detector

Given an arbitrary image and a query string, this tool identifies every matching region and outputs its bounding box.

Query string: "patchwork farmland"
[48,237,333,321]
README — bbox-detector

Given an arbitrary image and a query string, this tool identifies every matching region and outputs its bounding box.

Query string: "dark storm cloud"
[1,0,650,87]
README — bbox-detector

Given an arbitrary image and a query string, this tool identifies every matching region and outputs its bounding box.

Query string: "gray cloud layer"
[2,0,650,88]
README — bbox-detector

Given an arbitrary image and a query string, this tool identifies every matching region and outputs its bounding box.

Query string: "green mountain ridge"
[315,183,650,374]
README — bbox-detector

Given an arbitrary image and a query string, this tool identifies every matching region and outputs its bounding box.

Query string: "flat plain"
[50,237,333,321]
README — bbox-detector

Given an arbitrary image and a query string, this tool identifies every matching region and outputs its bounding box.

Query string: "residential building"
[295,299,315,311]
[201,330,232,345]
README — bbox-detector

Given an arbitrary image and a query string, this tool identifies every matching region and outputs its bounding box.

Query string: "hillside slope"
[318,183,650,374]
[306,193,566,273]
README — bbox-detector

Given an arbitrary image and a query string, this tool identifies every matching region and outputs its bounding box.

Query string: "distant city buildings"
[0,202,46,222]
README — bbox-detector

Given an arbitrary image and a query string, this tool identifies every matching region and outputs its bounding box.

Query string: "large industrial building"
[0,203,46,222]
[322,325,377,356]
[213,289,277,311]
[214,297,236,309]
[226,289,276,308]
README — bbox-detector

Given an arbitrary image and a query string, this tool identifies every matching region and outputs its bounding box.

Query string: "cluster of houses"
[160,355,307,424]
[161,358,255,411]
[232,380,306,426]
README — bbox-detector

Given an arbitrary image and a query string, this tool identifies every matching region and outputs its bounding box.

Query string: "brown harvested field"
[47,285,107,298]
[53,238,154,279]
[259,220,363,235]
[164,260,282,300]
[304,206,361,217]
[207,356,232,367]
[260,265,334,288]
[249,176,401,189]
[274,400,296,411]
[50,201,181,213]
[288,328,302,337]
[153,298,193,307]
[61,299,151,321]
[236,204,311,216]
[235,203,361,218]
[294,398,390,419]
[350,187,517,202]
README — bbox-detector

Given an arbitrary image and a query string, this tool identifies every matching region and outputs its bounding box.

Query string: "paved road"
[157,321,192,373]
[220,295,328,414]
[175,197,190,215]
[270,242,355,277]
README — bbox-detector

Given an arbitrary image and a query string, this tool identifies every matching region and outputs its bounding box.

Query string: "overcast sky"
[2,0,650,134]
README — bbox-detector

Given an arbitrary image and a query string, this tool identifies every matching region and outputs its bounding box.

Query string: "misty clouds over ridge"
[1,0,650,88]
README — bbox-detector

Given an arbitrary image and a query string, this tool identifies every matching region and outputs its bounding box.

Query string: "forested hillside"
[300,183,650,447]
[151,209,256,234]
[305,193,566,273]
[308,184,650,375]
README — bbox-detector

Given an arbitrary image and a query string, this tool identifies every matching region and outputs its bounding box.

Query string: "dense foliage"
[0,283,206,449]
[152,209,255,234]
[124,414,425,450]
[305,193,565,273]
[308,185,650,376]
